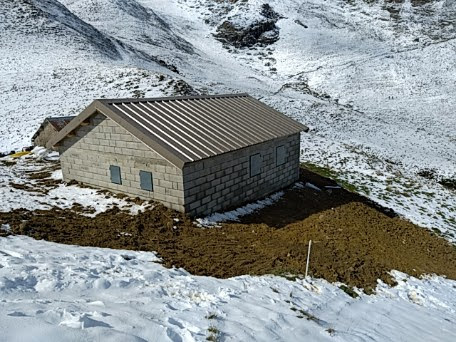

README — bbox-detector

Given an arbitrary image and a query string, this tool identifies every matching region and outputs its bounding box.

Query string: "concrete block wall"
[33,123,58,147]
[58,113,185,212]
[182,133,301,216]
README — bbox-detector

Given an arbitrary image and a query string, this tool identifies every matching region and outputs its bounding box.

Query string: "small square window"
[110,165,122,184]
[276,145,286,166]
[139,170,153,191]
[250,153,262,177]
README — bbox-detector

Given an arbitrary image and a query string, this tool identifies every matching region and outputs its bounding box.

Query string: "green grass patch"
[205,312,217,320]
[339,285,359,298]
[206,325,220,342]
[301,162,370,195]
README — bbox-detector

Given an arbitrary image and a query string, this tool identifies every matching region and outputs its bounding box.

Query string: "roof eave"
[95,101,187,169]
[46,101,99,150]
[47,100,186,169]
[245,95,309,133]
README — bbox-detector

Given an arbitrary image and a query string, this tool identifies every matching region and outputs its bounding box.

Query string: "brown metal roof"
[48,94,308,168]
[47,116,76,131]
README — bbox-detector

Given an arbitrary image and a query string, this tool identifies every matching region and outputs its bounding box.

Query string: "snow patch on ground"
[0,154,148,216]
[196,190,284,227]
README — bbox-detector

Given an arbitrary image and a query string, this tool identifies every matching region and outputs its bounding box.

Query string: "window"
[250,153,262,177]
[139,170,153,191]
[109,165,122,185]
[276,145,286,166]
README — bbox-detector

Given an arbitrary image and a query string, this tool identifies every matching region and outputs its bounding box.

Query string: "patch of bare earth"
[1,167,455,292]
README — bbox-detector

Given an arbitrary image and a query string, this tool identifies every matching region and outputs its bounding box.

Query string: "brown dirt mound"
[1,168,455,292]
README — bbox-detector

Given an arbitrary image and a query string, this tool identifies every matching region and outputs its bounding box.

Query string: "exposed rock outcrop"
[214,3,281,48]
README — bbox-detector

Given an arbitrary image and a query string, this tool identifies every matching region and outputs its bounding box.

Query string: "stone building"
[32,116,75,147]
[48,94,307,216]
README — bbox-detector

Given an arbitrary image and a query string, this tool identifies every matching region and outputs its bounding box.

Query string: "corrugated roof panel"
[175,99,250,148]
[197,98,271,143]
[130,102,213,158]
[212,97,285,138]
[155,101,232,153]
[140,102,221,156]
[112,103,197,162]
[47,116,76,131]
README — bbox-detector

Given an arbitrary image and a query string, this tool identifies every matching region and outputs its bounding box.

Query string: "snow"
[305,182,321,192]
[0,236,455,341]
[31,146,60,161]
[196,190,284,227]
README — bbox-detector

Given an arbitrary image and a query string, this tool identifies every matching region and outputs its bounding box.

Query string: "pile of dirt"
[1,167,455,292]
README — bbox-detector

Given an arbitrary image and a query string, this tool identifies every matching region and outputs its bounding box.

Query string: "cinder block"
[189,200,201,210]
[159,179,173,189]
[167,189,184,198]
[205,187,215,196]
[116,140,127,148]
[170,203,185,212]
[225,179,234,188]
[233,164,243,172]
[126,142,138,149]
[207,199,217,209]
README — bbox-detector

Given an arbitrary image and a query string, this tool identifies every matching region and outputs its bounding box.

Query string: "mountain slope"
[60,0,195,54]
[1,0,455,235]
[1,0,120,59]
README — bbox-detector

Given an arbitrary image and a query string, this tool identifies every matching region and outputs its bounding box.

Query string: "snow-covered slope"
[60,0,195,55]
[1,235,455,341]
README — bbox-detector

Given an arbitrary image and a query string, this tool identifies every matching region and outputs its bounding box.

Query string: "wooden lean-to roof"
[48,93,308,168]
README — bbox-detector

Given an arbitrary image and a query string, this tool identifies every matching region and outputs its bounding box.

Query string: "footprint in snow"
[59,312,113,329]
[0,249,23,258]
[167,317,201,334]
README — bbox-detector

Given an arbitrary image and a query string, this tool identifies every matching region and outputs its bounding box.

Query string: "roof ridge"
[97,93,250,104]
[46,116,76,120]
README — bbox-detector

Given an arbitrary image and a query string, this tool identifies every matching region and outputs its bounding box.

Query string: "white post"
[305,240,312,278]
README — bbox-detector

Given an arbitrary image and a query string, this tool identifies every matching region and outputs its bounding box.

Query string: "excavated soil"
[1,168,455,292]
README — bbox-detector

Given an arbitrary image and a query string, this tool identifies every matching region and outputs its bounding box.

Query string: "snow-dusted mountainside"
[1,0,455,235]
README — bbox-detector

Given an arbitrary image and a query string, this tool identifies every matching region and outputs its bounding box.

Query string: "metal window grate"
[110,165,122,184]
[276,145,286,166]
[139,170,153,191]
[250,153,262,177]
